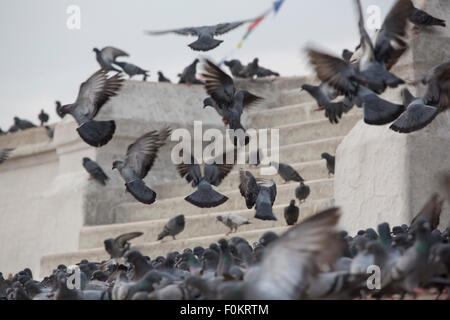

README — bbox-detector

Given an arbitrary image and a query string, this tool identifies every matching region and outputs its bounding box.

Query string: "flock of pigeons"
[1,0,449,300]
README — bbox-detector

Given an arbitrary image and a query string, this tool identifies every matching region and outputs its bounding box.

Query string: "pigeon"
[270,161,304,183]
[0,149,14,165]
[38,109,49,126]
[57,70,124,147]
[295,181,310,203]
[8,124,19,133]
[216,239,237,279]
[113,127,171,204]
[238,58,260,79]
[224,59,245,77]
[410,194,443,232]
[390,60,450,133]
[342,49,354,62]
[93,46,129,72]
[124,251,154,281]
[321,153,335,176]
[410,6,446,33]
[82,157,109,186]
[239,170,277,221]
[0,128,5,135]
[176,149,234,208]
[256,66,280,78]
[14,117,36,130]
[158,215,185,240]
[145,20,250,51]
[55,101,64,119]
[114,61,149,81]
[44,126,54,139]
[178,59,203,84]
[157,71,171,83]
[259,231,279,247]
[284,199,299,226]
[216,214,250,236]
[104,232,143,260]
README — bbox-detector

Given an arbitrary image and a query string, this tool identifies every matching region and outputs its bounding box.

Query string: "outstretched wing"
[145,26,201,36]
[214,20,250,35]
[204,150,236,186]
[202,59,235,107]
[176,150,202,187]
[0,148,14,164]
[115,232,144,248]
[102,47,129,62]
[243,91,264,109]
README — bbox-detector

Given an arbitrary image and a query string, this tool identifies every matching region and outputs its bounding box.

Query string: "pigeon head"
[82,157,90,164]
[193,58,199,64]
[58,104,73,117]
[259,231,278,247]
[93,48,100,54]
[13,117,19,124]
[252,58,259,65]
[193,246,204,258]
[124,250,145,264]
[218,238,228,251]
[112,160,123,170]
[209,243,219,254]
[216,215,223,223]
[289,199,296,206]
[321,152,332,160]
[158,71,163,76]
[203,97,213,108]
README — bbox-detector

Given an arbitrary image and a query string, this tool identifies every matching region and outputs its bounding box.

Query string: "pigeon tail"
[389,104,440,134]
[255,202,277,221]
[362,95,405,126]
[77,120,116,147]
[188,37,223,52]
[126,179,157,205]
[185,187,228,208]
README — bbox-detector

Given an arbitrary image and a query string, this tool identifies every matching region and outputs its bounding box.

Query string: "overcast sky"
[0,0,396,129]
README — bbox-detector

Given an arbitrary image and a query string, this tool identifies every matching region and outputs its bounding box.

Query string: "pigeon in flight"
[93,46,129,72]
[113,127,171,205]
[410,6,446,33]
[13,117,36,130]
[321,153,335,177]
[38,110,49,126]
[57,70,124,147]
[82,157,109,186]
[239,169,277,221]
[104,232,143,260]
[157,71,171,83]
[224,60,245,78]
[114,61,149,81]
[145,20,251,51]
[216,214,250,236]
[295,181,310,203]
[270,162,304,183]
[0,149,14,165]
[158,215,185,241]
[176,149,234,208]
[284,199,299,226]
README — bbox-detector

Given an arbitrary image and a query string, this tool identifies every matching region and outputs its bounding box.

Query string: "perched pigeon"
[295,181,310,203]
[178,59,203,84]
[270,162,304,183]
[82,157,109,186]
[104,232,143,260]
[176,149,234,208]
[216,214,250,236]
[57,70,124,147]
[224,60,244,77]
[158,215,185,240]
[14,117,36,130]
[113,127,171,205]
[238,58,259,79]
[55,101,64,119]
[284,199,299,226]
[410,6,446,32]
[410,193,443,232]
[256,66,280,78]
[93,46,129,72]
[0,149,14,165]
[157,71,171,83]
[8,124,19,133]
[38,109,49,126]
[321,153,335,176]
[114,61,149,81]
[145,20,250,51]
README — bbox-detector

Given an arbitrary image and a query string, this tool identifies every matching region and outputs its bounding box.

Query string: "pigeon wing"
[115,232,144,248]
[176,150,202,187]
[102,47,129,62]
[239,169,259,209]
[213,20,249,35]
[145,26,201,37]
[201,59,235,106]
[0,148,14,164]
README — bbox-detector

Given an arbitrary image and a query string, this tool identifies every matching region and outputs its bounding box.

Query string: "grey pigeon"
[145,20,251,51]
[14,117,36,130]
[342,49,354,62]
[259,231,279,247]
[124,250,154,281]
[82,157,109,186]
[216,239,236,279]
[157,71,171,83]
[410,6,446,32]
[113,127,171,205]
[112,270,161,300]
[55,101,64,119]
[224,59,244,77]
[271,161,304,183]
[93,46,129,72]
[216,214,250,236]
[321,152,335,176]
[8,124,19,133]
[239,58,259,78]
[410,193,443,232]
[114,61,149,81]
[176,149,234,208]
[295,181,310,203]
[158,215,185,240]
[256,66,279,78]
[178,59,203,84]
[284,199,299,226]
[104,232,143,260]
[57,70,124,147]
[38,109,49,126]
[0,149,14,165]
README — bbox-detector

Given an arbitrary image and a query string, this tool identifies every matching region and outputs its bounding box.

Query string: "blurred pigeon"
[176,149,234,208]
[216,239,237,279]
[239,58,259,78]
[8,124,19,133]
[112,270,161,300]
[104,232,143,260]
[55,101,64,119]
[113,127,171,204]
[410,193,443,232]
[295,181,310,203]
[0,128,5,135]
[157,71,171,83]
[256,66,279,78]
[57,70,124,147]
[216,214,250,236]
[14,117,36,130]
[270,161,304,183]
[125,250,154,281]
[259,231,279,247]
[321,152,335,176]
[224,59,244,77]
[342,49,354,62]
[410,6,446,33]
[178,59,203,84]
[284,199,299,226]
[38,109,49,126]
[44,126,54,139]
[114,61,149,81]
[82,157,109,186]
[158,215,185,240]
[0,149,14,165]
[93,46,129,72]
[145,20,250,51]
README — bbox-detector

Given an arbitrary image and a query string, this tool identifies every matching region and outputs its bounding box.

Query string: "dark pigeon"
[113,127,171,205]
[157,71,171,83]
[224,59,244,77]
[410,194,443,232]
[0,149,14,165]
[57,70,124,147]
[44,126,54,139]
[14,117,36,130]
[82,157,109,186]
[256,66,280,78]
[295,181,310,203]
[0,128,5,135]
[410,6,446,32]
[8,124,19,133]
[158,215,185,240]
[284,199,299,226]
[104,232,143,260]
[38,109,49,126]
[239,58,259,78]
[271,161,304,183]
[259,231,279,247]
[321,152,335,176]
[93,46,129,72]
[178,59,203,84]
[114,61,149,81]
[55,101,64,119]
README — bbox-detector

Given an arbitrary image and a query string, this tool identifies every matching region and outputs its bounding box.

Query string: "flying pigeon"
[157,71,171,83]
[57,70,124,147]
[13,117,36,130]
[216,214,250,236]
[224,60,244,77]
[0,149,14,165]
[114,61,149,81]
[284,199,299,226]
[113,127,171,205]
[321,153,335,177]
[176,149,234,208]
[270,162,304,183]
[410,6,446,33]
[145,20,251,51]
[93,46,129,72]
[158,214,185,240]
[295,181,310,203]
[178,59,203,84]
[38,109,49,126]
[82,157,109,186]
[104,232,143,260]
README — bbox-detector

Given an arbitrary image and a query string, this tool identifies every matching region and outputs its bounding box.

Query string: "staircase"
[39,78,362,277]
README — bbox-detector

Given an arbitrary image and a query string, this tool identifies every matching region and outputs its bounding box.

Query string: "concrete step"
[278,88,316,106]
[110,178,334,225]
[80,197,334,249]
